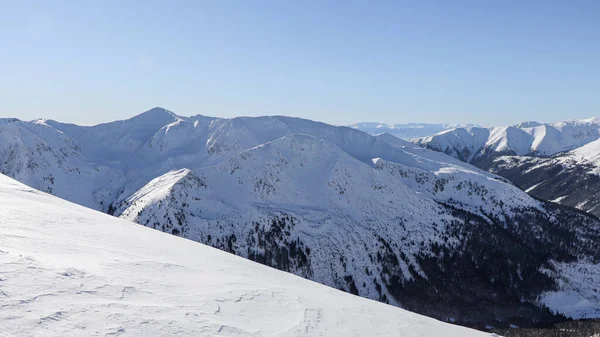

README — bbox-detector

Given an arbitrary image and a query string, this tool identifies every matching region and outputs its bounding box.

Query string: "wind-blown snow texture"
[1,108,600,327]
[413,118,600,217]
[349,122,479,140]
[0,174,490,337]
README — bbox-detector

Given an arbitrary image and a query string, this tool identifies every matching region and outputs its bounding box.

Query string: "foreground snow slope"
[0,174,487,337]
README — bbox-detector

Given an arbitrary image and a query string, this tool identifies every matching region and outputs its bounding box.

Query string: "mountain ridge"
[414,118,600,160]
[349,122,480,140]
[1,108,600,327]
[413,117,600,217]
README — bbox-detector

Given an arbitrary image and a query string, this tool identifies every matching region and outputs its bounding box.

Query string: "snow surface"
[571,138,600,168]
[0,174,488,337]
[539,261,600,319]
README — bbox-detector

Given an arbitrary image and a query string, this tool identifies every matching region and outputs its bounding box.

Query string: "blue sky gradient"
[1,0,599,126]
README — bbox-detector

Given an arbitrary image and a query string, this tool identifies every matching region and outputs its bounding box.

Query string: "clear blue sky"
[1,0,599,126]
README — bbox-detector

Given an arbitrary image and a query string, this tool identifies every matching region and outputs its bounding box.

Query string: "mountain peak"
[129,107,179,122]
[514,121,542,128]
[375,132,416,148]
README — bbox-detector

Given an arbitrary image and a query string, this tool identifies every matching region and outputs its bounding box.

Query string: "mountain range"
[414,118,600,217]
[1,108,599,329]
[348,122,479,139]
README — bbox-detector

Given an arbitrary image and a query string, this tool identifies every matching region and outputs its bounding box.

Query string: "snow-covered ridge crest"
[350,122,480,140]
[414,117,600,161]
[0,173,489,337]
[412,116,600,218]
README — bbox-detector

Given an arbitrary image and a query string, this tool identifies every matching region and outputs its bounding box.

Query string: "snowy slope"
[539,261,600,319]
[414,118,600,162]
[571,138,600,167]
[2,108,600,327]
[349,122,479,140]
[488,138,600,217]
[0,174,490,337]
[0,119,118,209]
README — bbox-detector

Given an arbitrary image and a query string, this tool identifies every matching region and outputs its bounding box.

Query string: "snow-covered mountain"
[413,118,600,216]
[488,141,600,217]
[1,108,600,328]
[349,122,479,140]
[413,119,600,163]
[0,174,491,337]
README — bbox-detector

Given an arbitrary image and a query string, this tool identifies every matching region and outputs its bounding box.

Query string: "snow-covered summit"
[513,121,543,128]
[374,132,418,148]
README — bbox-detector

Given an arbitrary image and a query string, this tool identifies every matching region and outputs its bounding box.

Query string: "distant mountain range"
[349,122,480,139]
[413,118,600,217]
[1,108,599,328]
